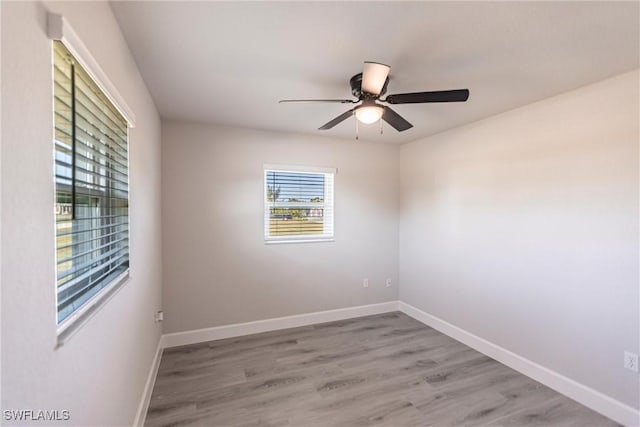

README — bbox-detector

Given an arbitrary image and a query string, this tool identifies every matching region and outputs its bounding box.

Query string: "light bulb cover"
[355,105,384,124]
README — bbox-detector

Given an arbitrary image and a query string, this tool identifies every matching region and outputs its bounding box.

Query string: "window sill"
[55,270,130,348]
[265,238,335,245]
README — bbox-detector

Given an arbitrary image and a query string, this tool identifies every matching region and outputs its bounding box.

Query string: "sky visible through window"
[266,171,324,202]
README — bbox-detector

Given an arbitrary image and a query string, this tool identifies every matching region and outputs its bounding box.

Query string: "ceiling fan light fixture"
[355,105,384,124]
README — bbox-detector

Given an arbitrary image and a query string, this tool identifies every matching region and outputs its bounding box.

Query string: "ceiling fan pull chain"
[380,119,383,135]
[355,112,359,140]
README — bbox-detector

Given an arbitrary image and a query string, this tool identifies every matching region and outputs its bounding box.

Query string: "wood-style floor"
[145,312,619,426]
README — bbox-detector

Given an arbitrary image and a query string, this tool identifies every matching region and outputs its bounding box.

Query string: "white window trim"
[49,14,135,344]
[56,273,130,346]
[47,13,136,128]
[263,164,337,175]
[264,164,336,244]
[264,238,335,245]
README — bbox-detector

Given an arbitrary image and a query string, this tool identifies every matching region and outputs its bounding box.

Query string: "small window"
[53,41,130,326]
[264,166,335,243]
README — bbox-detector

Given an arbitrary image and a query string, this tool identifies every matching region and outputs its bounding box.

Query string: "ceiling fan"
[279,62,470,133]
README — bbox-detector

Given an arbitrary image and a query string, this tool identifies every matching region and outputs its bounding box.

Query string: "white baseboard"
[133,337,164,427]
[162,301,400,348]
[398,301,640,427]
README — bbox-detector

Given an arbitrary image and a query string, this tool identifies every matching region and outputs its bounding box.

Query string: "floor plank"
[145,312,619,427]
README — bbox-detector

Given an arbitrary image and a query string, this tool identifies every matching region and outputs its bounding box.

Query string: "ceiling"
[111,1,639,144]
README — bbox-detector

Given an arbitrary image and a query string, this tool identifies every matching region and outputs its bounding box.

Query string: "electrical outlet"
[362,278,369,288]
[154,310,164,323]
[624,351,638,372]
[385,278,392,287]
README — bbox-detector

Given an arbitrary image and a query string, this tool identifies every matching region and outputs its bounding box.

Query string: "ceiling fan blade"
[362,62,390,96]
[279,99,356,104]
[382,106,413,132]
[318,109,354,130]
[385,89,469,104]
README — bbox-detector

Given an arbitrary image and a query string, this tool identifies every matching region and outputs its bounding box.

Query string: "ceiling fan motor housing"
[350,73,389,99]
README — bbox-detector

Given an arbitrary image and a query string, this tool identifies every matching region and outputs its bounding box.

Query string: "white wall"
[1,2,162,425]
[161,122,399,333]
[399,70,639,409]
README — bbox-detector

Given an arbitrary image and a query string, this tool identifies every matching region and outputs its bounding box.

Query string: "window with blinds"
[264,167,335,242]
[53,41,130,325]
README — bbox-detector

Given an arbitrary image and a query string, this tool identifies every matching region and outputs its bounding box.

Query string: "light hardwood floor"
[145,312,619,426]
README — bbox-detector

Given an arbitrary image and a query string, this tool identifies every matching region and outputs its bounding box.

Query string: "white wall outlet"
[362,278,369,288]
[154,310,164,323]
[385,278,392,287]
[624,351,638,372]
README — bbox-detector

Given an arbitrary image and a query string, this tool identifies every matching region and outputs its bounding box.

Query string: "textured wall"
[1,2,162,424]
[399,70,639,409]
[161,122,399,333]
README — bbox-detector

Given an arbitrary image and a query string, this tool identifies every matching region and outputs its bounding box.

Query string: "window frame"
[263,164,336,244]
[49,14,136,343]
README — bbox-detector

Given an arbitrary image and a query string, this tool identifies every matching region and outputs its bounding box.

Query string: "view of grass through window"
[264,169,334,241]
[53,41,130,324]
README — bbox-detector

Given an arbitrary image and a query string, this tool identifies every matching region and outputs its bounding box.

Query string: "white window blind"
[264,167,335,242]
[53,41,130,324]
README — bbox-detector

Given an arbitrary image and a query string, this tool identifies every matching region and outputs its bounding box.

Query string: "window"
[264,165,335,243]
[53,41,130,326]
